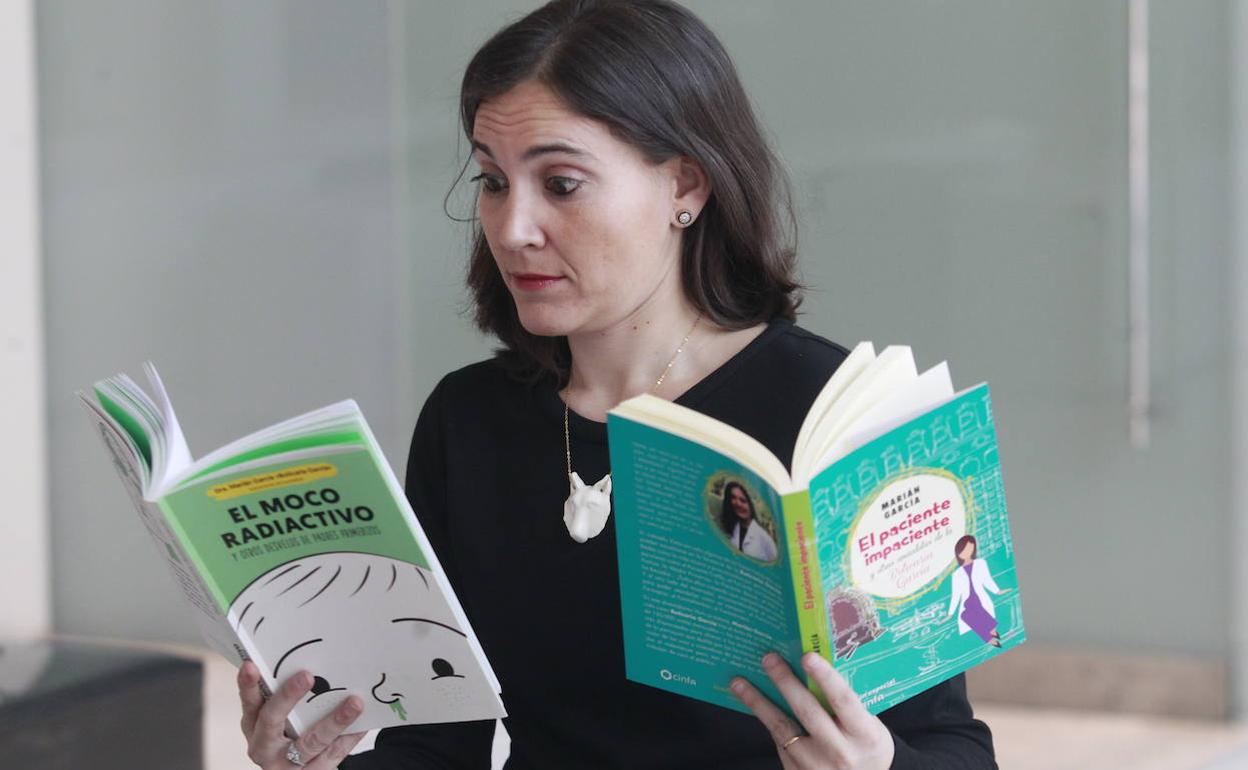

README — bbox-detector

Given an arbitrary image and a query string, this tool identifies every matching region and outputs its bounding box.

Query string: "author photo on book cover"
[716,478,780,564]
[232,1,997,768]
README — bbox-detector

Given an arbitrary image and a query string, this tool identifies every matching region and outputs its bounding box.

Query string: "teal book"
[78,363,505,736]
[607,342,1024,716]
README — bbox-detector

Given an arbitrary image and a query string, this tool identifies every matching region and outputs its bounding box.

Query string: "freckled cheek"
[579,210,666,285]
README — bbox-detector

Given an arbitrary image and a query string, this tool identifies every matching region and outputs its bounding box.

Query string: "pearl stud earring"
[676,210,693,226]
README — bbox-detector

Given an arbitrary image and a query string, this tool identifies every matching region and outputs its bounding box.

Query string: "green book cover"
[608,380,1024,717]
[79,365,506,735]
[610,418,804,714]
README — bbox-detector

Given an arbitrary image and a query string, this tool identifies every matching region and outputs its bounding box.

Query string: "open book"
[78,364,506,735]
[607,342,1024,715]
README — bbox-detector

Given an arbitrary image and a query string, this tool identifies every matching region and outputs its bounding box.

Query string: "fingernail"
[762,652,779,668]
[730,678,745,694]
[299,671,314,688]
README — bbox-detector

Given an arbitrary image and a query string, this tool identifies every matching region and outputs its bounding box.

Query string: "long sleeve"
[340,378,496,770]
[947,572,963,618]
[882,675,997,770]
[979,560,1002,595]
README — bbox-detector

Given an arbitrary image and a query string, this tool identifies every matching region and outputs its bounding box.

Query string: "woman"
[720,481,778,562]
[948,535,1003,648]
[237,1,997,768]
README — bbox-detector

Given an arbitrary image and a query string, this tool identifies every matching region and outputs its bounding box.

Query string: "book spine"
[155,497,302,733]
[781,490,831,697]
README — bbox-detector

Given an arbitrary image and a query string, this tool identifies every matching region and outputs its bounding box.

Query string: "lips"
[511,273,565,291]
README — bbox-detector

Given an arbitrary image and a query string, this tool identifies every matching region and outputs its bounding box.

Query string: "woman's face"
[957,541,976,564]
[470,79,699,336]
[729,486,752,521]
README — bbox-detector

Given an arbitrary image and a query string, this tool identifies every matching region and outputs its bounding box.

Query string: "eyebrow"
[391,617,467,637]
[274,638,323,678]
[471,140,594,162]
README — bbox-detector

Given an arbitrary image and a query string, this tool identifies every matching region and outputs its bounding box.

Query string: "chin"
[513,304,579,338]
[512,298,602,338]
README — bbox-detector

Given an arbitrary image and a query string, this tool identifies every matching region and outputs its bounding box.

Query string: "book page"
[608,414,803,715]
[812,361,955,472]
[80,395,235,657]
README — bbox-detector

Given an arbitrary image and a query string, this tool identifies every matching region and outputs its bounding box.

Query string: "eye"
[305,675,345,702]
[431,658,464,680]
[545,176,581,196]
[468,172,506,194]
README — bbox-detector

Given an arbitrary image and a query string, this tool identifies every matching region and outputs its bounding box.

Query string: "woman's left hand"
[731,651,894,770]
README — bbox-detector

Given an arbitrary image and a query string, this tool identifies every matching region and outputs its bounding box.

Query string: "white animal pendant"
[563,471,612,543]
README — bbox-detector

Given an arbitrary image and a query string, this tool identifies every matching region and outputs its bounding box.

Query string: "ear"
[595,475,612,495]
[569,472,585,490]
[664,155,712,223]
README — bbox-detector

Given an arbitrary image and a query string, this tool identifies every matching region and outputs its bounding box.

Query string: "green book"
[607,342,1024,716]
[78,363,505,735]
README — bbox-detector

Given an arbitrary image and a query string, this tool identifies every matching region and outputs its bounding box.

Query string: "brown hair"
[456,0,804,386]
[954,535,979,563]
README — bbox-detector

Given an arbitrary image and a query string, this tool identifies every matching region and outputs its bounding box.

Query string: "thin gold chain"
[564,313,701,476]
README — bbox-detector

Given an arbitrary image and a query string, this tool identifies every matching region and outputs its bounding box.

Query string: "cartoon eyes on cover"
[230,552,492,724]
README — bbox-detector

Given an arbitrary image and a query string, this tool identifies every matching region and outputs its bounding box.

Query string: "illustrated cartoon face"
[957,539,977,565]
[230,552,497,727]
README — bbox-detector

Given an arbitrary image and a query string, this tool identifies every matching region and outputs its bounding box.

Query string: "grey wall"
[682,1,1231,659]
[1230,0,1248,718]
[36,1,494,645]
[40,0,1239,684]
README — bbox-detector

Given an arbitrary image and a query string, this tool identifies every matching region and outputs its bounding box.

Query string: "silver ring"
[285,741,308,767]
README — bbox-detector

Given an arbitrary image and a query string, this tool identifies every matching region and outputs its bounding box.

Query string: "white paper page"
[143,362,195,482]
[812,361,955,473]
[794,346,918,484]
[792,341,876,470]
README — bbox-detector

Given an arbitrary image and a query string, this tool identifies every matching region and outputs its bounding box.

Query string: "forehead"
[471,80,613,158]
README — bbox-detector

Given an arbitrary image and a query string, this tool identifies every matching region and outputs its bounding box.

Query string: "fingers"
[291,695,364,766]
[759,652,851,755]
[255,670,315,741]
[308,730,367,769]
[730,671,817,764]
[800,652,873,737]
[237,661,265,738]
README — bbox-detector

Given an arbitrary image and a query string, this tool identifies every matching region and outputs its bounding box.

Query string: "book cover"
[610,416,802,714]
[80,365,506,735]
[608,353,1025,716]
[807,383,1023,713]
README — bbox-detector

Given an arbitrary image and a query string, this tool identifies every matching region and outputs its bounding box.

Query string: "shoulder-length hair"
[457,0,803,386]
[954,535,979,562]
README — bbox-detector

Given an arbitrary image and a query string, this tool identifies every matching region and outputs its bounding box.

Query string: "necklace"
[561,313,701,543]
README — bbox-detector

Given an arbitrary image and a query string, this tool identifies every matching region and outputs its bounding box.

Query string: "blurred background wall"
[7,0,1244,720]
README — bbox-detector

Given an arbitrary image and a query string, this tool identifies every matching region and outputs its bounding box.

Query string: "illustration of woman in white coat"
[947,534,1002,647]
[718,480,777,563]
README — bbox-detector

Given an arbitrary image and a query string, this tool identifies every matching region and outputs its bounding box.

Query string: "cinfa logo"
[659,668,697,686]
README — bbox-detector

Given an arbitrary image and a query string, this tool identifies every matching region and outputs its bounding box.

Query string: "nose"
[370,672,401,704]
[492,186,546,253]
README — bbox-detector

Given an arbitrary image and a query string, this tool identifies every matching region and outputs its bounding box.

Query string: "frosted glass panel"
[39,1,407,644]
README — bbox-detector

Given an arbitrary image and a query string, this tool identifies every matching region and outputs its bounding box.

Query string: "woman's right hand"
[237,660,367,768]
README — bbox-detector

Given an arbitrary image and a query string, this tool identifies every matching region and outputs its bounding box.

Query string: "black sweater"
[342,318,996,769]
